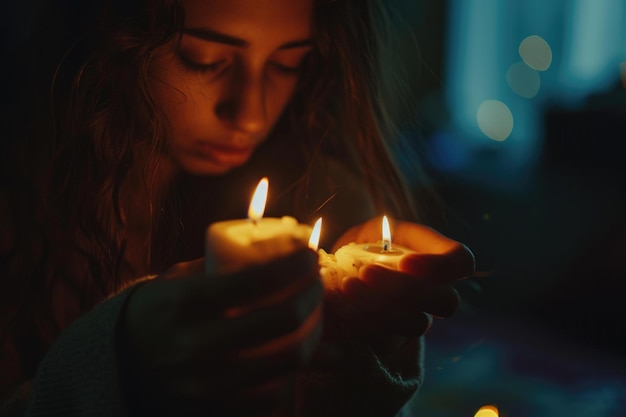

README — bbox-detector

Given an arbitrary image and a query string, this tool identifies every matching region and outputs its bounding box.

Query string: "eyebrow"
[183,28,313,50]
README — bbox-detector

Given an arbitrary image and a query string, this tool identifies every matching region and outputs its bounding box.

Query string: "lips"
[191,141,254,166]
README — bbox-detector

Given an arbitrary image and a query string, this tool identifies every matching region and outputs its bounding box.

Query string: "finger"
[194,308,322,395]
[237,298,323,362]
[360,265,460,317]
[191,278,323,355]
[393,221,464,254]
[187,248,320,313]
[392,222,475,282]
[168,304,322,403]
[221,248,320,305]
[339,276,385,315]
[398,248,475,284]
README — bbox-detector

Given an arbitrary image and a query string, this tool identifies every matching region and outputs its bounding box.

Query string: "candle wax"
[317,249,341,290]
[318,241,415,290]
[206,216,312,274]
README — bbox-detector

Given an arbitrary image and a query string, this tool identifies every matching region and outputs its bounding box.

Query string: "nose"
[215,66,267,135]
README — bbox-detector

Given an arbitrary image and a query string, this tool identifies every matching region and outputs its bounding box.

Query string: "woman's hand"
[118,248,323,416]
[326,217,475,354]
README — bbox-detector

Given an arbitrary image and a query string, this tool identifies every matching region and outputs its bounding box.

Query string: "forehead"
[182,0,314,41]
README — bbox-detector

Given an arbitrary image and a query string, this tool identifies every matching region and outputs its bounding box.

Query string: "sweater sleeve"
[295,336,424,417]
[24,285,139,417]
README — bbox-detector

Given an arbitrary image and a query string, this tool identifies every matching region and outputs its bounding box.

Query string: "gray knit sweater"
[12,284,422,416]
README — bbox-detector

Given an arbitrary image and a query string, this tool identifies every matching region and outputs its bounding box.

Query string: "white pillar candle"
[205,178,312,274]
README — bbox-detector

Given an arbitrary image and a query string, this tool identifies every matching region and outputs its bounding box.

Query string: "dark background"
[396,1,626,415]
[401,0,626,355]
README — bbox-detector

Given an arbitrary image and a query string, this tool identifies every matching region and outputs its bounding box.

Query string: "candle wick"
[383,240,391,252]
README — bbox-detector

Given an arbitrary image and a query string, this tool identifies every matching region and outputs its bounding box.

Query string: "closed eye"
[269,61,304,75]
[178,53,226,74]
[268,50,310,75]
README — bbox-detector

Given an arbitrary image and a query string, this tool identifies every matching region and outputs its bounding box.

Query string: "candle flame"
[474,405,499,417]
[248,177,268,221]
[308,217,322,250]
[382,215,391,250]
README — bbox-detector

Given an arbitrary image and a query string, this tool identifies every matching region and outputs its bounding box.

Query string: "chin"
[182,164,234,176]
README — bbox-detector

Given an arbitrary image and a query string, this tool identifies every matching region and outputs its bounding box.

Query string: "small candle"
[205,178,312,274]
[318,216,415,289]
[307,217,342,290]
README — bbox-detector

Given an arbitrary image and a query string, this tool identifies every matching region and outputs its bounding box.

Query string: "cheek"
[152,75,216,144]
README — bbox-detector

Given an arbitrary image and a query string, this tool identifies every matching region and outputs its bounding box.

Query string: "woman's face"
[151,0,314,175]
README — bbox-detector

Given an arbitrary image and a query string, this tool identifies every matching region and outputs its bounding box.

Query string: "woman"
[1,0,474,415]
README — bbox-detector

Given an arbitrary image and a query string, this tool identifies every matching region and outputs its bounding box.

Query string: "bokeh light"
[476,100,514,141]
[506,61,541,98]
[519,35,552,71]
[474,405,499,417]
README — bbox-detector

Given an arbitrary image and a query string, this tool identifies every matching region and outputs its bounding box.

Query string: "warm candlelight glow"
[382,215,391,251]
[206,176,313,275]
[474,405,499,417]
[308,217,322,250]
[248,177,269,222]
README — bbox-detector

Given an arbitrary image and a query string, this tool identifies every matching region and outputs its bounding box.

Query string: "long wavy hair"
[1,0,429,379]
[1,0,185,384]
[302,0,423,221]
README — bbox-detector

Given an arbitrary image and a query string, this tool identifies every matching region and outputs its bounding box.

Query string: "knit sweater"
[13,283,422,416]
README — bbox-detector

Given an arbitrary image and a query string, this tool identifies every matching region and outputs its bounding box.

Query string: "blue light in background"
[442,0,626,189]
[560,0,625,100]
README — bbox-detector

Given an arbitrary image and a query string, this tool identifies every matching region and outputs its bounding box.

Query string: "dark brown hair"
[305,0,423,219]
[1,0,430,385]
[1,1,185,384]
